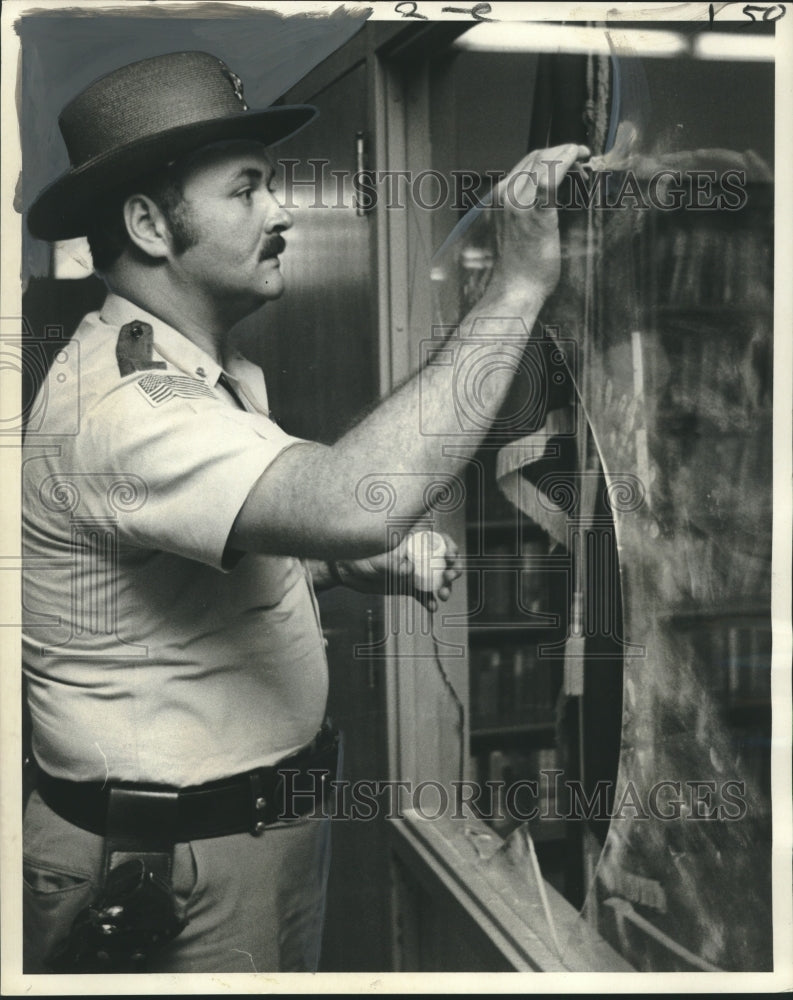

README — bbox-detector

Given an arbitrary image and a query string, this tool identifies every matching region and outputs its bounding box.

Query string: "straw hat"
[27,51,317,241]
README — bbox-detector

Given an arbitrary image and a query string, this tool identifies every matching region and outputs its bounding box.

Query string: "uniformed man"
[22,50,588,973]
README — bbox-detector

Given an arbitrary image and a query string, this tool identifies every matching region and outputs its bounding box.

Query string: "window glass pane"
[418,20,774,971]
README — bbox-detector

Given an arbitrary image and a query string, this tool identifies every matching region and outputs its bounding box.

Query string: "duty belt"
[34,725,341,842]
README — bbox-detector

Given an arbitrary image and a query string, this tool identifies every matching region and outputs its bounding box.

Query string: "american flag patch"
[135,373,218,407]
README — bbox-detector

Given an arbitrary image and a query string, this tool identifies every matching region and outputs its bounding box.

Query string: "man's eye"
[237,188,253,202]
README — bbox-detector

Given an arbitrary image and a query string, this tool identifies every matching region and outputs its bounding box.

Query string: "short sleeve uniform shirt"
[22,294,329,786]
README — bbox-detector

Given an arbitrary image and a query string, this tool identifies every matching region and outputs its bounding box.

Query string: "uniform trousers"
[23,789,331,974]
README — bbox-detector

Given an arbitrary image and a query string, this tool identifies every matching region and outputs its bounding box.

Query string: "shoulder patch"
[135,372,219,408]
[116,320,167,377]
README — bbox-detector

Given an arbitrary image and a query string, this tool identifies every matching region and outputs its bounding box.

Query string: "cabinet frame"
[279,21,629,972]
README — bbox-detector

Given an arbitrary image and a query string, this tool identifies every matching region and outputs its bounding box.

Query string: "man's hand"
[488,143,591,303]
[330,530,461,612]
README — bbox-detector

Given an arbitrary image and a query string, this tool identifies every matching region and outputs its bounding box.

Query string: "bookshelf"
[462,424,580,885]
[645,178,774,749]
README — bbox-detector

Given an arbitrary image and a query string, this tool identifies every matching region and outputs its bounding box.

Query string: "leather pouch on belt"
[48,855,187,973]
[48,786,187,973]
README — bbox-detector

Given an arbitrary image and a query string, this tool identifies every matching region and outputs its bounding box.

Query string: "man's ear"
[123,194,172,260]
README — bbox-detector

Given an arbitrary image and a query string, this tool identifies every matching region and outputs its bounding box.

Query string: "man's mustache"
[260,235,286,259]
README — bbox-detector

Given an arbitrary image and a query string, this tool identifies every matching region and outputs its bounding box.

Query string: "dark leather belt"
[34,725,341,842]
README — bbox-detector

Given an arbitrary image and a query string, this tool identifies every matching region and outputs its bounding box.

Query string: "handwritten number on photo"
[742,3,786,20]
[395,1,493,21]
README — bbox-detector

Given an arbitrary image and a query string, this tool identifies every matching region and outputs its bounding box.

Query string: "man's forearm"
[324,283,544,505]
[233,283,544,559]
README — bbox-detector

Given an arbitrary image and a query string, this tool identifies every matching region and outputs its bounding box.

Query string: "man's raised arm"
[229,143,589,560]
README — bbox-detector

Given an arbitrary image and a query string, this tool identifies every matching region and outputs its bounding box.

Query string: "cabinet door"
[379,36,628,972]
[236,61,389,972]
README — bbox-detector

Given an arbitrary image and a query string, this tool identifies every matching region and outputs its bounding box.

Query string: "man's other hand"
[330,530,461,612]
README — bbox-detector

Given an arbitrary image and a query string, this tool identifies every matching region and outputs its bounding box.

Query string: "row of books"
[470,646,561,729]
[692,621,772,705]
[466,539,555,625]
[652,223,772,310]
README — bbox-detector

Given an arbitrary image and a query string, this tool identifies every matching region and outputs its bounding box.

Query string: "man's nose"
[265,196,292,233]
